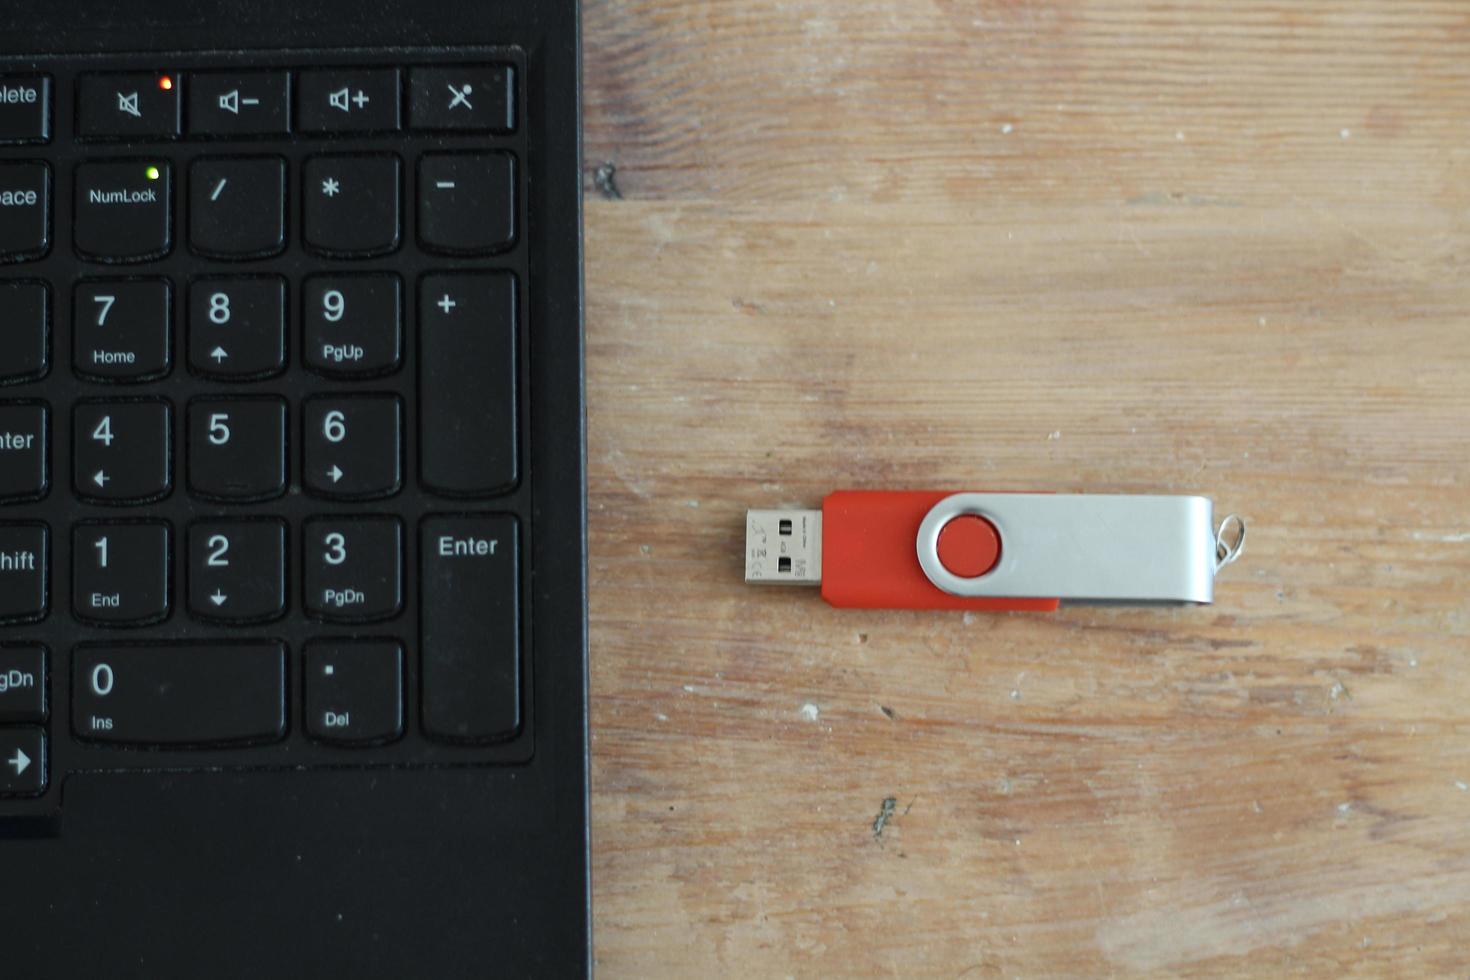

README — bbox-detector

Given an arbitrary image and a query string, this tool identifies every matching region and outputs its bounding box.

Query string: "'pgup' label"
[321,343,366,363]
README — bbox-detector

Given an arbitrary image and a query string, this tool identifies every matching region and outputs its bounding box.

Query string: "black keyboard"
[0,11,588,974]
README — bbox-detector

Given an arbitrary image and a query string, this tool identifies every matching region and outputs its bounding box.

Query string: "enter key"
[420,515,521,742]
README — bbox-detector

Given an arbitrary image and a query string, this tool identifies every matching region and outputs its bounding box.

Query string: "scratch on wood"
[731,297,767,315]
[873,797,897,839]
[593,160,623,200]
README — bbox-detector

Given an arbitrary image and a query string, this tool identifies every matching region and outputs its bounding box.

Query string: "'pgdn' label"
[0,670,34,693]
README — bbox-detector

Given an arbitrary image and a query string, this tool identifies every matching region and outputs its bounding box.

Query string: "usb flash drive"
[745,491,1245,611]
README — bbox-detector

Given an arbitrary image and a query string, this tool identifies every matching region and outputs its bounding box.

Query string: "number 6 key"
[302,394,402,499]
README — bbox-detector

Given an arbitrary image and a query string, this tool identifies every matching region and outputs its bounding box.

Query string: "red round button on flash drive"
[935,515,1001,578]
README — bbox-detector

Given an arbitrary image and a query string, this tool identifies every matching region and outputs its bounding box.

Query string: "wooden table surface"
[581,1,1470,974]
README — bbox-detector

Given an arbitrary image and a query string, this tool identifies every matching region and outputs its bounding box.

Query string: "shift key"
[418,273,517,496]
[421,515,520,741]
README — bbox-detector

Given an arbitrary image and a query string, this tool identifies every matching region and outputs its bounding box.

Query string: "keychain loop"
[1214,514,1247,571]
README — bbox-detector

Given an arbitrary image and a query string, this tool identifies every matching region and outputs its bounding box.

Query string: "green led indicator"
[145,166,160,181]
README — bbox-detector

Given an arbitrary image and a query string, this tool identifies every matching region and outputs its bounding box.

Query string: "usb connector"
[745,509,822,585]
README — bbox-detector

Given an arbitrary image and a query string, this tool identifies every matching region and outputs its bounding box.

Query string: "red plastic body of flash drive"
[820,491,1060,612]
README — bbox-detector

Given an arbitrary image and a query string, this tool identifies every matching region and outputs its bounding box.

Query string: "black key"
[408,65,515,133]
[0,76,50,144]
[74,160,171,262]
[0,161,49,260]
[71,522,170,625]
[0,646,46,723]
[188,276,286,379]
[186,398,287,502]
[302,395,402,499]
[0,524,47,623]
[297,69,400,133]
[186,71,290,136]
[421,515,520,741]
[302,274,401,376]
[0,403,46,501]
[189,156,286,258]
[187,520,286,623]
[73,278,171,381]
[0,727,45,797]
[418,153,516,254]
[302,517,403,621]
[303,641,404,744]
[77,72,181,139]
[303,154,400,257]
[0,280,48,381]
[73,643,286,746]
[73,400,171,503]
[419,273,517,496]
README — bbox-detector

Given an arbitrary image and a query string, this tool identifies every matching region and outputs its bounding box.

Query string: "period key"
[420,515,520,741]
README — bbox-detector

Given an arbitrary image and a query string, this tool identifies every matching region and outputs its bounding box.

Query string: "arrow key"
[188,276,286,379]
[187,519,286,624]
[73,400,171,503]
[0,727,44,797]
[303,395,402,499]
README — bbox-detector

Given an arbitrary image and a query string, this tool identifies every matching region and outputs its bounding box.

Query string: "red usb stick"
[745,491,1244,610]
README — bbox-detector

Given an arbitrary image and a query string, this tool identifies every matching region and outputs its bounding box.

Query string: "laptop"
[0,0,589,974]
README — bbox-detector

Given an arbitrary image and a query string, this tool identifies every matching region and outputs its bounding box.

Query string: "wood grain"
[582,1,1470,975]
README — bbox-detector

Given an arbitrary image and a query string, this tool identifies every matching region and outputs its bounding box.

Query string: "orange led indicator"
[158,76,174,91]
